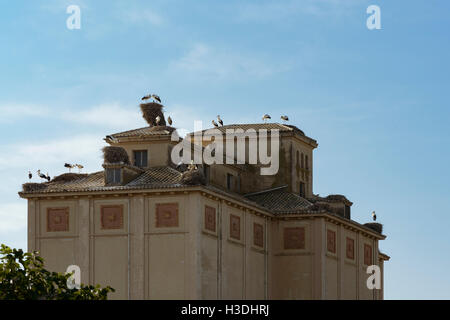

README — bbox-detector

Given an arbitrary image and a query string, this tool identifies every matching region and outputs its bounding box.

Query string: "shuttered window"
[106,168,121,184]
[134,150,148,168]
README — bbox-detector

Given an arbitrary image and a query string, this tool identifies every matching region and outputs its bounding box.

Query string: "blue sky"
[0,0,449,299]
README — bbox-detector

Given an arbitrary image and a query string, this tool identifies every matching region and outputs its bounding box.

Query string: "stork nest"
[309,202,331,212]
[51,173,88,183]
[326,194,349,202]
[364,222,383,234]
[22,183,48,193]
[180,169,206,185]
[102,146,130,164]
[140,102,166,126]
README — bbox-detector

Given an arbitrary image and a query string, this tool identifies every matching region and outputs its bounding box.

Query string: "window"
[203,165,210,183]
[301,153,304,169]
[106,168,121,184]
[305,155,309,170]
[299,182,306,198]
[344,205,351,219]
[227,173,234,190]
[134,150,148,168]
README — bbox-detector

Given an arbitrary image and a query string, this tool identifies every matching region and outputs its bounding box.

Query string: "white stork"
[262,114,271,122]
[151,94,162,104]
[372,211,377,221]
[212,120,219,128]
[217,115,223,126]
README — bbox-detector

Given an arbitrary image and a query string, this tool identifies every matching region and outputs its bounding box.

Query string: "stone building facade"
[19,121,389,299]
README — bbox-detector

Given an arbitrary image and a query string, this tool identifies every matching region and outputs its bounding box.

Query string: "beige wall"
[26,191,385,300]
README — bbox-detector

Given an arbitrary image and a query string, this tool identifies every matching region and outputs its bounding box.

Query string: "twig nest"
[22,183,47,192]
[51,173,88,183]
[364,222,383,234]
[102,146,130,164]
[140,102,166,126]
[180,169,206,185]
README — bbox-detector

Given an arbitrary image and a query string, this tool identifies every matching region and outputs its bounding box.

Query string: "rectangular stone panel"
[327,229,336,254]
[101,205,124,230]
[47,207,69,232]
[283,227,305,250]
[346,237,355,260]
[156,203,179,228]
[230,214,240,240]
[253,223,264,247]
[204,206,216,232]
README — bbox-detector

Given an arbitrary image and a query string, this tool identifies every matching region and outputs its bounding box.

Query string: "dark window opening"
[301,153,304,169]
[227,173,234,190]
[299,182,306,198]
[203,165,210,183]
[305,155,309,170]
[344,205,351,219]
[106,168,121,184]
[134,150,148,168]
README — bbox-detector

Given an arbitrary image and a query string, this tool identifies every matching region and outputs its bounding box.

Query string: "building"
[19,103,389,299]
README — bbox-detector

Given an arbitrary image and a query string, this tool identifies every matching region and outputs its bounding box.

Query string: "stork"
[281,115,289,123]
[37,170,47,181]
[141,94,151,101]
[64,163,75,172]
[28,171,32,180]
[187,160,198,171]
[75,164,84,173]
[212,120,219,128]
[155,115,161,126]
[46,173,51,182]
[372,211,377,221]
[167,116,173,126]
[217,115,223,126]
[262,114,271,122]
[151,94,162,104]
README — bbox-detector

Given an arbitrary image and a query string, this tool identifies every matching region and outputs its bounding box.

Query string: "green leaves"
[0,244,114,300]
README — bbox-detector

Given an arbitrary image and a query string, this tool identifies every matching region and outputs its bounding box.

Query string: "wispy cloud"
[0,102,146,130]
[0,134,106,172]
[0,203,27,233]
[168,43,292,81]
[0,104,51,123]
[120,8,164,26]
[60,103,144,129]
[235,0,364,22]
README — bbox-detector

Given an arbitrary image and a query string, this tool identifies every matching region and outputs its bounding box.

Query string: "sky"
[0,0,449,299]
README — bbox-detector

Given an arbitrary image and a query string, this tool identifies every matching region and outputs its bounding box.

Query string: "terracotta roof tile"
[245,186,313,213]
[20,167,183,194]
[110,126,174,138]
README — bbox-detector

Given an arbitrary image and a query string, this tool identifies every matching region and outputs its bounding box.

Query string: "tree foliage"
[0,244,114,300]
